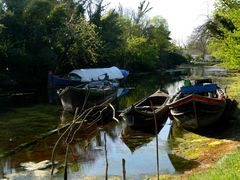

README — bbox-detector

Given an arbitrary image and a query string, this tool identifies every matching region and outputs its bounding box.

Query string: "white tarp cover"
[69,66,124,82]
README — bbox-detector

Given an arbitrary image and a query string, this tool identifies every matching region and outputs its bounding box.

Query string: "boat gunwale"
[167,91,226,109]
[120,90,169,117]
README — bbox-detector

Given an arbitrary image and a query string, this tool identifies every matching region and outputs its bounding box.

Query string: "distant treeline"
[0,0,187,91]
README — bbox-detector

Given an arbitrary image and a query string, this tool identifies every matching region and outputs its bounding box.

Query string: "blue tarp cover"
[180,83,218,93]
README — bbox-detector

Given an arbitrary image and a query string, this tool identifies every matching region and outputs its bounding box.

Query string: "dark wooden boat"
[167,79,227,130]
[58,81,118,113]
[48,72,83,88]
[120,90,169,130]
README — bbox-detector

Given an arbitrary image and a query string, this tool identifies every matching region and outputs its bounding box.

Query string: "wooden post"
[150,100,160,180]
[122,158,126,180]
[104,133,108,180]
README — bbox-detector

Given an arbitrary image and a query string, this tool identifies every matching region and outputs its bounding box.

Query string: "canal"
[0,65,229,179]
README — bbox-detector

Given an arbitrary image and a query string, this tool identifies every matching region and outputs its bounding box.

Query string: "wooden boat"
[120,90,169,130]
[48,66,129,88]
[58,81,119,113]
[48,72,83,88]
[167,79,227,130]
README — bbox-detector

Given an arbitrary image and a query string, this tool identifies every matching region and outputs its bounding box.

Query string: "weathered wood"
[122,158,126,180]
[104,132,108,180]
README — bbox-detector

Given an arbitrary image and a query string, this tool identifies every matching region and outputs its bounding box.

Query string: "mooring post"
[122,158,126,180]
[104,132,108,180]
[150,100,160,180]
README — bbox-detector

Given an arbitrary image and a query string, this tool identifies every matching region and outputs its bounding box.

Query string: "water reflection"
[120,125,159,152]
[57,117,175,179]
[191,66,228,77]
[1,158,15,178]
[66,124,176,179]
[1,66,230,179]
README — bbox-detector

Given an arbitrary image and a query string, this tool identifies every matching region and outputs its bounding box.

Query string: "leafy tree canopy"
[207,0,240,68]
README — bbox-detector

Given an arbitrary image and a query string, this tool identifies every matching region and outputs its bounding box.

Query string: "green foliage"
[0,24,4,30]
[125,36,157,71]
[0,0,186,92]
[127,36,147,57]
[207,0,240,68]
[159,51,186,68]
[65,17,103,67]
[145,16,171,51]
[97,10,123,66]
[184,53,194,62]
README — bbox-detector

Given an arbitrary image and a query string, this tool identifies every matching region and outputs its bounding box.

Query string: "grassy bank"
[189,150,240,179]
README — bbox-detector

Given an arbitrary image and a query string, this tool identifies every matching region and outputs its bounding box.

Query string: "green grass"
[189,150,240,180]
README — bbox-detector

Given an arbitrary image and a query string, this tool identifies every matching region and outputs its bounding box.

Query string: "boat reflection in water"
[57,115,176,179]
[118,119,176,177]
[121,125,158,153]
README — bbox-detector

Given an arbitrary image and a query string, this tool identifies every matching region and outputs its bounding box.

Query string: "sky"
[109,0,216,45]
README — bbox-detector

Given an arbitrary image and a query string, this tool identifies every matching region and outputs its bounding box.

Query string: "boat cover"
[180,83,218,93]
[69,66,126,82]
[120,69,129,77]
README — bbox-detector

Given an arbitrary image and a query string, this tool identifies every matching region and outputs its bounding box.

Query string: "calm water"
[0,65,228,179]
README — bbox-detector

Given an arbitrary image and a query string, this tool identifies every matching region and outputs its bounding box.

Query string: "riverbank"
[155,69,240,179]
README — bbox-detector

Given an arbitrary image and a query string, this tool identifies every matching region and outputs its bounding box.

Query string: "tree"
[206,0,240,68]
[145,16,171,51]
[187,25,210,61]
[64,17,103,68]
[126,35,158,71]
[134,0,152,25]
[0,0,103,89]
[96,10,123,66]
